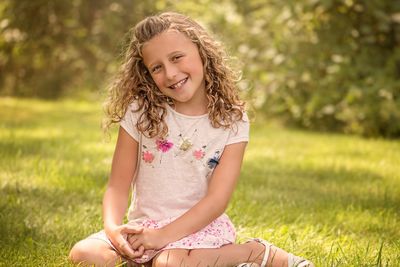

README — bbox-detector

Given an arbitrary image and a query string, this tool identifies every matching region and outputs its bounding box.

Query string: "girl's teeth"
[171,78,186,89]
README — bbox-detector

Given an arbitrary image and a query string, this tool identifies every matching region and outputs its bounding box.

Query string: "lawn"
[0,97,399,266]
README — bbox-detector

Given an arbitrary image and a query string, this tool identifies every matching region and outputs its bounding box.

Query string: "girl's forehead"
[144,29,191,48]
[142,29,196,63]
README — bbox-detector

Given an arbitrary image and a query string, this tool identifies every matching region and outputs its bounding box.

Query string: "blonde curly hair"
[103,12,245,138]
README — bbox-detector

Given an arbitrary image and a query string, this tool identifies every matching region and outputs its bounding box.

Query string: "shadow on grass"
[0,183,103,248]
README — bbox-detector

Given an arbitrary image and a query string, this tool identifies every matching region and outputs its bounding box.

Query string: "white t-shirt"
[120,102,249,223]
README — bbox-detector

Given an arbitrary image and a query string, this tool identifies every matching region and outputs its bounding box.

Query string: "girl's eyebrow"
[146,51,184,68]
[167,50,183,57]
[145,59,159,69]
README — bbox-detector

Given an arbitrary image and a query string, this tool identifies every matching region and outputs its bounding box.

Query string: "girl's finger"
[132,245,145,258]
[127,235,137,245]
[121,225,144,234]
[130,238,143,250]
[139,245,144,254]
[117,239,135,259]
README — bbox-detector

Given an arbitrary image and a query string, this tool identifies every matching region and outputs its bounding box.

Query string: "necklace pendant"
[179,137,193,151]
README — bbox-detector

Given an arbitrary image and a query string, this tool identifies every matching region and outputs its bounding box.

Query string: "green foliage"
[1,98,399,265]
[0,0,161,98]
[0,0,399,137]
[231,0,400,137]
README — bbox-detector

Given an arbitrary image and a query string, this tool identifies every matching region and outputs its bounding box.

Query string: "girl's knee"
[69,239,118,265]
[152,250,190,267]
[152,257,185,267]
[69,241,87,264]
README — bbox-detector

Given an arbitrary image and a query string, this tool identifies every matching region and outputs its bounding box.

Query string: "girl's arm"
[103,127,144,258]
[130,141,247,249]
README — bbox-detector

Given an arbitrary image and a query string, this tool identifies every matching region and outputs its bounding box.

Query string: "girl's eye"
[151,65,161,73]
[172,55,183,61]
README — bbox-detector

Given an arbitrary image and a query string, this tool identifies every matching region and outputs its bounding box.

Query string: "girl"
[69,12,314,267]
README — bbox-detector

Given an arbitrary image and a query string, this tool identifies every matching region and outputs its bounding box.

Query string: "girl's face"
[142,30,207,115]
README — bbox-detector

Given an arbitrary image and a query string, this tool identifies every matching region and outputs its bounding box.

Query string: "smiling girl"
[68,12,314,267]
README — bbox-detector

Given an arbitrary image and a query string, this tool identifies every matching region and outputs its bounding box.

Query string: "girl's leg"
[69,238,123,266]
[151,241,289,267]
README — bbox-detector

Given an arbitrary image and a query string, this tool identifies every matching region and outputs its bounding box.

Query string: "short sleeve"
[226,112,250,145]
[120,102,140,142]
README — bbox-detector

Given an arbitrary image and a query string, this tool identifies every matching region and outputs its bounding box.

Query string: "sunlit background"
[1,0,399,137]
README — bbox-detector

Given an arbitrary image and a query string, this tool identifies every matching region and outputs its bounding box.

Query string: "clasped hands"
[106,224,169,260]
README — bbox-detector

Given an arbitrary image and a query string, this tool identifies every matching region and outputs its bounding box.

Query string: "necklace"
[169,105,206,153]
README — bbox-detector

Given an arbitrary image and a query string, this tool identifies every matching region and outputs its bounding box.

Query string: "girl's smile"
[142,30,207,115]
[168,77,188,90]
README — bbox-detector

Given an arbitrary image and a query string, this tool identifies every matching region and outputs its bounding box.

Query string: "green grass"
[0,97,399,266]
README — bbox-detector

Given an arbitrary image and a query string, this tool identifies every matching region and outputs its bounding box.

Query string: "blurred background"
[1,0,399,138]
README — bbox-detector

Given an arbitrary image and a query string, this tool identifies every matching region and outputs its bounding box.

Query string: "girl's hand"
[105,224,145,259]
[128,228,169,251]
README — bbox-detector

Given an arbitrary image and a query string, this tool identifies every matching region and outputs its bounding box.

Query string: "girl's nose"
[165,63,178,80]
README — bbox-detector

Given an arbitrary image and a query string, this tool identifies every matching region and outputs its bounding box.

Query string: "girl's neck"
[171,91,208,116]
[172,101,208,116]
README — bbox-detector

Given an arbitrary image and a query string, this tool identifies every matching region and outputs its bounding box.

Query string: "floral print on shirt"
[141,135,221,173]
[193,148,205,160]
[156,139,173,152]
[142,151,155,163]
[207,150,221,169]
[141,139,173,166]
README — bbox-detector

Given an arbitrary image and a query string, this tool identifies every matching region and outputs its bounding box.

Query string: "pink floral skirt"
[89,213,236,263]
